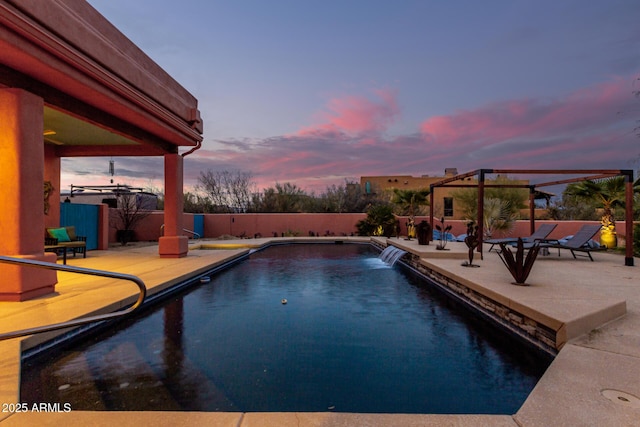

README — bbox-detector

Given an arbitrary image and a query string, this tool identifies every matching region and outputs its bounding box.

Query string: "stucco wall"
[108,210,194,243]
[203,213,367,238]
[106,211,605,244]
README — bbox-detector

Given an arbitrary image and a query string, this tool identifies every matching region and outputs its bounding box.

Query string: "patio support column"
[429,185,434,241]
[159,153,188,258]
[477,170,486,260]
[0,88,57,301]
[624,170,634,266]
[528,186,536,235]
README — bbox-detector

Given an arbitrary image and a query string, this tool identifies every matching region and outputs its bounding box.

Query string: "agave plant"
[497,238,540,285]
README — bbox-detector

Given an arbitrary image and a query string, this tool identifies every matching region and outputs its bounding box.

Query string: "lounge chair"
[486,223,557,252]
[529,224,604,261]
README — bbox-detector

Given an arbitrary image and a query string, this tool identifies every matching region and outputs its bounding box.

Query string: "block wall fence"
[109,210,610,245]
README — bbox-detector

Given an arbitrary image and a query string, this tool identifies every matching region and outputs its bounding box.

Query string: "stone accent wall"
[373,241,558,355]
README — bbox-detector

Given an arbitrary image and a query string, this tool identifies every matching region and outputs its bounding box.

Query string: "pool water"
[21,243,551,413]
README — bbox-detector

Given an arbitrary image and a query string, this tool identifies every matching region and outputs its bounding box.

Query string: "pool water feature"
[378,245,407,266]
[21,243,551,413]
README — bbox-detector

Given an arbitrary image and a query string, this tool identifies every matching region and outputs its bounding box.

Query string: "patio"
[0,237,638,426]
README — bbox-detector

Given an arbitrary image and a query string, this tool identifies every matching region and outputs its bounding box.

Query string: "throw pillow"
[48,227,71,242]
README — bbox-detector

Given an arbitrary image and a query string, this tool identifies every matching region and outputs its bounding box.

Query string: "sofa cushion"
[65,226,77,241]
[48,227,71,242]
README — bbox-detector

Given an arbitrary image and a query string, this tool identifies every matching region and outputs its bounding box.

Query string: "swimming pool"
[21,243,551,413]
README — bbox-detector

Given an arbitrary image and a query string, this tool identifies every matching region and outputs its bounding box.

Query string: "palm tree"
[564,176,639,248]
[483,198,517,239]
[452,176,526,238]
[391,188,430,238]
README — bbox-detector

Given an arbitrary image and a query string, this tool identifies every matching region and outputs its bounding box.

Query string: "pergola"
[429,169,635,266]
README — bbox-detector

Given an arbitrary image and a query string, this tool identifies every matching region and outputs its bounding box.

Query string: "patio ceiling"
[1,0,202,157]
[43,106,138,148]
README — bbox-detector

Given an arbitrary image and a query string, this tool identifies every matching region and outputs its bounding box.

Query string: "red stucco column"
[0,89,57,301]
[159,153,188,258]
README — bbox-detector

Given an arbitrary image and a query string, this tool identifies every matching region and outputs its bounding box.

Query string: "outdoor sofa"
[45,226,87,264]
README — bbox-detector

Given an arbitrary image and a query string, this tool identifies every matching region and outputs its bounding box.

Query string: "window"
[444,197,454,217]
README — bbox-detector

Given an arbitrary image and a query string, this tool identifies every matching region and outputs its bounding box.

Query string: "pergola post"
[477,170,486,260]
[429,186,435,240]
[624,170,634,266]
[529,186,536,235]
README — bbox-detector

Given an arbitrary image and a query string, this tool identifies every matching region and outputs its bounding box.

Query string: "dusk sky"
[65,0,640,193]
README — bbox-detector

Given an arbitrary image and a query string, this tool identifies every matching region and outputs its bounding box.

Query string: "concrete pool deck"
[1,237,639,426]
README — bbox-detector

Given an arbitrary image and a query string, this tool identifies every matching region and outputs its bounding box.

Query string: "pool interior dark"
[21,243,552,413]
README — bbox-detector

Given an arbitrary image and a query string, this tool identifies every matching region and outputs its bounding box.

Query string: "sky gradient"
[65,0,640,193]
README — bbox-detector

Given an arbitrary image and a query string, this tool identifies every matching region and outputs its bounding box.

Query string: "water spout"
[379,246,407,266]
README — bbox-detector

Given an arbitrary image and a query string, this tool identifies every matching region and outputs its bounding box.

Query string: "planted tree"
[111,192,152,245]
[563,177,640,248]
[252,182,309,212]
[391,188,430,239]
[356,204,397,237]
[482,198,517,239]
[197,169,256,213]
[453,176,527,238]
[319,180,369,213]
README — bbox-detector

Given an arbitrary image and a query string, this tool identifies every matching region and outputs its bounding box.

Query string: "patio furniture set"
[486,224,605,261]
[44,226,87,265]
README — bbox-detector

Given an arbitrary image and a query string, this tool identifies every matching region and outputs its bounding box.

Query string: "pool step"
[145,337,236,411]
[22,351,106,410]
[97,342,181,410]
[51,352,107,410]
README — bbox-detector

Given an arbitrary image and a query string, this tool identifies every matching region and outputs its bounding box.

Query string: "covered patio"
[0,1,203,301]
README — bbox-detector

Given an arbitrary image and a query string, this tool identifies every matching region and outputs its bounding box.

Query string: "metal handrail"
[0,256,146,341]
[182,228,201,239]
[160,224,201,239]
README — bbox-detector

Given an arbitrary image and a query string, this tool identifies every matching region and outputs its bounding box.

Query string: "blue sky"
[65,0,640,192]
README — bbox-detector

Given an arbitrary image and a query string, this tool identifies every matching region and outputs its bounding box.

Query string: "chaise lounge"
[526,224,604,261]
[485,223,557,252]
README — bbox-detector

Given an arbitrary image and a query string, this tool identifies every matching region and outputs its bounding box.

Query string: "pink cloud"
[420,76,636,149]
[297,88,399,136]
[62,76,639,193]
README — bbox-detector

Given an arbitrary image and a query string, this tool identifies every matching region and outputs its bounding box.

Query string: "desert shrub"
[356,204,397,237]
